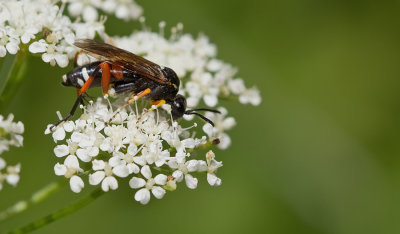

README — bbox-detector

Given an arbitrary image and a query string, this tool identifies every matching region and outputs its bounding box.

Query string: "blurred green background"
[2,0,400,233]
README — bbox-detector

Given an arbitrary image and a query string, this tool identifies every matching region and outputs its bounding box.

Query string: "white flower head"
[129,165,167,204]
[202,107,236,149]
[0,114,23,191]
[44,21,263,202]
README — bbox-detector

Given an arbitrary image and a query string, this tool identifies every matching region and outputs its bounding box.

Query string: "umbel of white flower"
[0,114,24,190]
[0,0,143,67]
[113,29,261,109]
[47,98,225,204]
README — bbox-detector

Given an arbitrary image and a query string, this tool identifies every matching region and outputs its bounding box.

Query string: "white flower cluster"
[0,0,115,67]
[112,26,261,108]
[66,0,143,22]
[46,98,224,204]
[0,114,24,190]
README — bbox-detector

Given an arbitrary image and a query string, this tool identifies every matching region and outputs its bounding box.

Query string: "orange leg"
[78,76,94,95]
[100,62,111,95]
[127,88,151,104]
[150,100,166,110]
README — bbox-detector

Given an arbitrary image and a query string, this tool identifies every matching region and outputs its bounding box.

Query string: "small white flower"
[239,88,262,106]
[204,150,222,186]
[129,165,167,204]
[70,175,84,193]
[203,107,236,149]
[89,158,129,192]
[54,155,84,192]
[168,157,199,189]
[0,114,24,154]
[0,26,20,57]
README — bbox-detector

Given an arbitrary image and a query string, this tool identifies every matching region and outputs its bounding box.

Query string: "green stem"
[7,188,105,234]
[0,48,30,112]
[0,180,66,223]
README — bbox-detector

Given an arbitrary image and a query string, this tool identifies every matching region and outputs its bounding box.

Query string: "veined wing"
[74,39,167,84]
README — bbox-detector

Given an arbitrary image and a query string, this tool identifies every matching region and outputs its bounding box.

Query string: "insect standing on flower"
[53,39,219,128]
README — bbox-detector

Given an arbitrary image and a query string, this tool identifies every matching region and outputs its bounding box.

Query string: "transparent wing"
[74,39,167,84]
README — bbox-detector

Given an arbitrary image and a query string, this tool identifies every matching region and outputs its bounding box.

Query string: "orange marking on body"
[100,62,111,95]
[111,64,124,80]
[79,76,94,95]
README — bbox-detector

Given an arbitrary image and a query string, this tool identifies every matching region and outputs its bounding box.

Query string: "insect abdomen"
[62,61,102,88]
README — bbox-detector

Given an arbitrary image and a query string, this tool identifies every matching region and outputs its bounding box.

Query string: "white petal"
[89,171,105,185]
[207,173,222,186]
[185,174,198,189]
[92,159,105,170]
[52,127,65,141]
[109,156,122,167]
[87,147,99,157]
[6,174,20,186]
[71,132,84,143]
[172,170,184,182]
[70,176,84,193]
[115,5,129,19]
[151,186,166,199]
[186,160,198,172]
[197,160,207,172]
[127,163,140,174]
[222,117,236,130]
[0,46,6,57]
[0,157,6,170]
[100,138,112,152]
[54,163,67,176]
[140,165,152,179]
[135,188,150,204]
[154,174,167,185]
[63,121,75,132]
[133,156,146,166]
[76,148,91,162]
[129,177,146,189]
[218,133,231,150]
[202,123,214,137]
[54,145,69,157]
[28,41,47,53]
[181,138,196,149]
[112,165,129,178]
[203,95,218,107]
[6,43,19,54]
[42,53,53,63]
[64,155,80,169]
[55,54,69,68]
[83,6,98,22]
[127,144,138,155]
[101,176,118,192]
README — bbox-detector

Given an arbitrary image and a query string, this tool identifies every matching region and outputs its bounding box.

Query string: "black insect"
[54,39,219,127]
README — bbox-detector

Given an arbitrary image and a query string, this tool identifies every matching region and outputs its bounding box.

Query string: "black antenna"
[189,108,221,114]
[184,108,221,127]
[185,111,215,126]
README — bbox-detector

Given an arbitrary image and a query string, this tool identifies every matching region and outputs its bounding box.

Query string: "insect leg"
[51,95,82,129]
[136,99,166,123]
[100,62,111,95]
[108,88,151,124]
